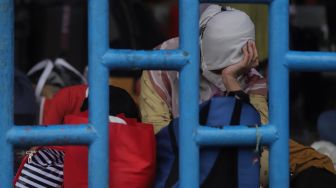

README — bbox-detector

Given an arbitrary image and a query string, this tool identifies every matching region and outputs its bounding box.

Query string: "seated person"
[139,4,336,187]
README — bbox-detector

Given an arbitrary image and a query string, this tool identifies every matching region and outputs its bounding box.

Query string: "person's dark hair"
[80,85,141,121]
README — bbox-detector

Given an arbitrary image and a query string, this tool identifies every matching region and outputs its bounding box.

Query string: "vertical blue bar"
[0,0,14,187]
[179,0,200,187]
[88,0,110,187]
[269,0,289,187]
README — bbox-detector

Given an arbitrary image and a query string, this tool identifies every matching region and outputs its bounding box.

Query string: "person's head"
[317,110,336,144]
[81,85,141,121]
[200,5,255,91]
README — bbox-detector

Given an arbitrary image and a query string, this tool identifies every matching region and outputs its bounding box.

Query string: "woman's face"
[209,40,259,78]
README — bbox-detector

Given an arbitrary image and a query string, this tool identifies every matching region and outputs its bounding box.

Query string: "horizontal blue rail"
[286,51,336,71]
[195,125,278,146]
[7,125,97,146]
[102,49,189,70]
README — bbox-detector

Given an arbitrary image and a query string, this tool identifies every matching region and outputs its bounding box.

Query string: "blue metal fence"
[0,0,14,186]
[1,0,335,187]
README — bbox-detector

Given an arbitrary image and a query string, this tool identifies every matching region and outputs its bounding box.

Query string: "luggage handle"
[27,58,87,102]
[54,58,87,84]
[28,59,54,101]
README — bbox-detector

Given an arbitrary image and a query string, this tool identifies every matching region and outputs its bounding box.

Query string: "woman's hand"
[222,40,259,78]
[221,40,259,91]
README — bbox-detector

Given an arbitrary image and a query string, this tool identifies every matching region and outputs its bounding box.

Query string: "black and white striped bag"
[14,147,65,188]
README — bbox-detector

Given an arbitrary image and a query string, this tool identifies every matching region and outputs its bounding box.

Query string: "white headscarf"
[200,5,255,91]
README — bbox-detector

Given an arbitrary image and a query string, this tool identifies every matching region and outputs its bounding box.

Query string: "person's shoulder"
[155,37,179,50]
[63,84,87,92]
[54,84,87,99]
[109,85,130,97]
[109,85,137,107]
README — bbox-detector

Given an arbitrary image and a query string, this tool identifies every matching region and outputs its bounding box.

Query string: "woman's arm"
[139,71,172,133]
[221,41,269,125]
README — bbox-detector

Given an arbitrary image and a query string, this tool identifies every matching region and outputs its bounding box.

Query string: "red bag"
[62,113,156,188]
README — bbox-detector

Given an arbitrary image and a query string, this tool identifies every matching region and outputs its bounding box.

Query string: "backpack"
[155,96,261,188]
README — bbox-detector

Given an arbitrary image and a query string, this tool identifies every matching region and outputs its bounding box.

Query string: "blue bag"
[155,96,261,188]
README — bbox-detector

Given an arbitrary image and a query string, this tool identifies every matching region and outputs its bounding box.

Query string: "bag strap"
[27,59,52,76]
[165,122,179,188]
[201,147,238,188]
[158,101,210,188]
[54,58,87,84]
[199,101,211,125]
[229,95,261,188]
[201,97,240,188]
[38,97,46,124]
[31,59,54,102]
[230,98,243,125]
[168,122,178,155]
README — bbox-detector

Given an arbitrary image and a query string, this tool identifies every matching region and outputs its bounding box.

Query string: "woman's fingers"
[221,40,260,80]
[247,40,259,68]
[247,41,254,64]
[251,41,259,62]
[241,43,249,65]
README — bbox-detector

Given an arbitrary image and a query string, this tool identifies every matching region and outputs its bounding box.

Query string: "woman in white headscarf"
[139,4,267,132]
[139,4,336,187]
